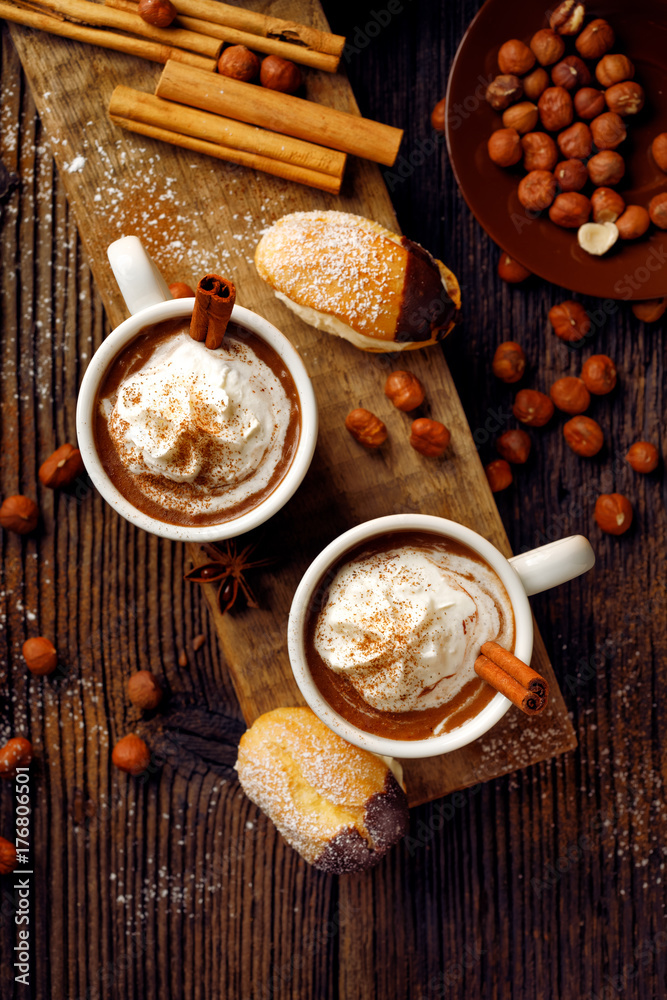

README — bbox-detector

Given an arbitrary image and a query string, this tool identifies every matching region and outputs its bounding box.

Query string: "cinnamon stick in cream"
[190,276,236,350]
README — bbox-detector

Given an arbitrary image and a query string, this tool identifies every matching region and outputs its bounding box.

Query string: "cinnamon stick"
[156,60,404,167]
[190,276,236,350]
[480,641,550,702]
[474,643,549,716]
[0,1,216,68]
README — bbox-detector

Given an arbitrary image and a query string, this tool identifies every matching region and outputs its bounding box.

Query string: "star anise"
[184,541,271,614]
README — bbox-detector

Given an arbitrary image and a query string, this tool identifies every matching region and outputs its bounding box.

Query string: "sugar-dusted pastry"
[254,210,461,352]
[235,707,409,872]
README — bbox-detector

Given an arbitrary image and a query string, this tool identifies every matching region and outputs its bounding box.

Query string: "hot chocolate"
[305,530,516,741]
[95,318,301,526]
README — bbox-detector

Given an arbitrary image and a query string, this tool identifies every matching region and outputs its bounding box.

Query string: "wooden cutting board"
[7,0,576,807]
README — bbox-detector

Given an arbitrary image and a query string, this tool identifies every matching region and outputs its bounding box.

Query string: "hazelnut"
[626,441,659,473]
[581,354,617,394]
[521,132,558,171]
[38,443,84,489]
[169,282,195,298]
[551,56,591,92]
[0,837,17,875]
[563,415,604,457]
[409,418,451,458]
[591,187,625,223]
[523,68,550,101]
[259,55,302,94]
[23,637,57,675]
[587,150,625,186]
[345,408,387,449]
[485,75,523,110]
[538,87,573,131]
[127,670,164,710]
[574,88,606,120]
[649,193,667,230]
[549,192,591,228]
[549,300,591,343]
[590,112,626,150]
[555,159,588,192]
[502,102,539,135]
[496,429,531,464]
[488,128,522,167]
[518,170,557,211]
[384,371,425,411]
[485,459,513,493]
[217,45,260,82]
[0,495,38,534]
[549,0,585,35]
[578,221,619,256]
[0,737,33,779]
[596,55,635,88]
[550,376,591,414]
[557,122,592,160]
[497,255,532,284]
[138,0,176,27]
[512,389,554,427]
[604,81,645,117]
[498,39,536,76]
[616,206,650,240]
[112,734,152,776]
[651,133,667,173]
[431,98,446,131]
[529,29,565,66]
[631,297,667,322]
[594,493,633,535]
[492,341,527,382]
[575,19,615,59]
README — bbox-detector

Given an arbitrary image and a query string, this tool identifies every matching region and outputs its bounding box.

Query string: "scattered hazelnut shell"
[595,54,635,88]
[587,150,625,186]
[549,0,585,35]
[431,98,446,131]
[590,112,626,150]
[0,495,39,534]
[557,121,592,160]
[616,206,650,240]
[594,493,633,535]
[523,68,550,101]
[127,670,164,710]
[409,418,451,458]
[0,837,17,875]
[512,389,554,427]
[38,443,84,489]
[384,371,425,411]
[575,19,615,60]
[217,45,260,82]
[563,416,604,457]
[549,300,591,343]
[631,297,667,322]
[498,39,536,76]
[138,0,176,27]
[604,81,645,117]
[538,86,573,131]
[529,29,565,67]
[626,441,659,473]
[651,133,667,173]
[486,75,523,110]
[492,341,527,382]
[488,128,522,167]
[581,354,617,395]
[169,282,195,298]
[649,193,667,230]
[555,159,588,192]
[521,133,558,172]
[485,459,513,493]
[496,429,531,464]
[550,376,591,414]
[112,734,151,776]
[574,88,606,120]
[549,192,591,228]
[502,102,539,135]
[259,55,302,94]
[497,255,532,284]
[518,170,557,211]
[345,408,387,449]
[0,737,33,779]
[23,637,57,676]
[591,187,625,223]
[551,56,591,92]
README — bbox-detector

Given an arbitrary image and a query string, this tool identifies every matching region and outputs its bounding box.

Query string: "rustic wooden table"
[1,1,666,998]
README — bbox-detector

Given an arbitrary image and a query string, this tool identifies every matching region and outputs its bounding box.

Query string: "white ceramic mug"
[76,237,318,542]
[287,514,595,759]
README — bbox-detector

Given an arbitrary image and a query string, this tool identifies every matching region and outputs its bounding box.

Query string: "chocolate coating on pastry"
[397,238,457,342]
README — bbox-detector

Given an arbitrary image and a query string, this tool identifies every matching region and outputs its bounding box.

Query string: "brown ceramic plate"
[445,0,667,299]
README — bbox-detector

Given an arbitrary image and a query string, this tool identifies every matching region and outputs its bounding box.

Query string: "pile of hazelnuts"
[346,372,451,458]
[485,0,667,253]
[487,312,659,536]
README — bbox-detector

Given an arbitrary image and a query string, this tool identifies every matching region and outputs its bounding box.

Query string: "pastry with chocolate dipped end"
[235,707,409,873]
[254,211,461,352]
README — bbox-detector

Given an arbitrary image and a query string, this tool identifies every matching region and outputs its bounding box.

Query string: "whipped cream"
[103,329,295,517]
[314,545,514,714]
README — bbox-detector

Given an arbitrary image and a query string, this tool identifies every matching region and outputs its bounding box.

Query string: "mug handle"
[107,235,173,316]
[508,535,595,597]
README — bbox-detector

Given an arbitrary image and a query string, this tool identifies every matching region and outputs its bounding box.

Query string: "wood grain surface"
[0,1,666,998]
